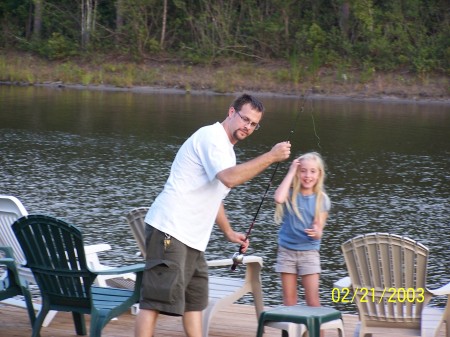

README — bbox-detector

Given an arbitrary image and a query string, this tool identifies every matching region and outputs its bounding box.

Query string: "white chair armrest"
[429,281,450,296]
[84,243,112,255]
[334,276,351,289]
[206,255,263,268]
[242,255,263,266]
[202,254,264,337]
[207,258,233,267]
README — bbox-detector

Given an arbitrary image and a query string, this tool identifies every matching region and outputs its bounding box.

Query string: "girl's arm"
[274,159,299,203]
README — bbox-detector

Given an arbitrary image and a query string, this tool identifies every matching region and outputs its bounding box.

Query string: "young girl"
[274,152,330,307]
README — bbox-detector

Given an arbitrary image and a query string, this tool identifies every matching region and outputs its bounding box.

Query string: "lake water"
[1,85,449,313]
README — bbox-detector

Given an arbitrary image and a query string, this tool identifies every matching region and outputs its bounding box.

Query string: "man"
[135,93,291,337]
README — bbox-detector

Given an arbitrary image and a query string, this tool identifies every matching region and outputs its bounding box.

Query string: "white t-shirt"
[145,122,235,251]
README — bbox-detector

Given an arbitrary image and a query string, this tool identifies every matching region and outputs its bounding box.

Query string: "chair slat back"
[0,195,29,265]
[12,215,96,308]
[342,232,430,328]
[126,207,149,258]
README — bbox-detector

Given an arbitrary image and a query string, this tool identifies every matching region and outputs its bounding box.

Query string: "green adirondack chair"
[12,214,144,337]
[0,246,36,326]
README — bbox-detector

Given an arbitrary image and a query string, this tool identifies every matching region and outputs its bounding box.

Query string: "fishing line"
[309,100,322,150]
[231,92,310,271]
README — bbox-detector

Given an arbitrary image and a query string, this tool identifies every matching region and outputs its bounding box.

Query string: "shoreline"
[2,50,449,106]
[2,81,450,106]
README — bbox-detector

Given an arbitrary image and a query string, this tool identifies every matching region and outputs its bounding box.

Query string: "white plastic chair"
[337,232,450,337]
[0,195,134,326]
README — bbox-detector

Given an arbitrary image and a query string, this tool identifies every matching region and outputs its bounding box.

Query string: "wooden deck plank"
[0,303,446,336]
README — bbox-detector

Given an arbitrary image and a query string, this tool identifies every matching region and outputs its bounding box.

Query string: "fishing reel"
[231,251,244,271]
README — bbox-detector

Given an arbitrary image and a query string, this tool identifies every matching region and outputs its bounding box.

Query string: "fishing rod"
[231,93,309,271]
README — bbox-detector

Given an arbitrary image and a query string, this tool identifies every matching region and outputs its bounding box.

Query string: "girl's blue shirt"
[278,192,330,251]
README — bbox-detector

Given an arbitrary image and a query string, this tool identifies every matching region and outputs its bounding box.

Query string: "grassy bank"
[1,50,449,102]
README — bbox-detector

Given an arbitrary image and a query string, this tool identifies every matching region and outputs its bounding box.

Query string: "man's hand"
[270,141,291,162]
[226,231,249,253]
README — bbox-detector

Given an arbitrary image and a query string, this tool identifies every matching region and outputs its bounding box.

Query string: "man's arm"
[216,202,249,251]
[216,141,291,188]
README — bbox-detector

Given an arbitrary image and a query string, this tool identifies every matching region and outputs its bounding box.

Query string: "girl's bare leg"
[301,273,320,307]
[281,272,298,306]
[302,273,324,337]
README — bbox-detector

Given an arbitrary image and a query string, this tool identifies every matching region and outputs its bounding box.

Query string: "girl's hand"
[288,158,300,174]
[305,222,323,239]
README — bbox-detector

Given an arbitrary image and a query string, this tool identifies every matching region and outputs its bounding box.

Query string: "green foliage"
[0,54,36,83]
[336,63,350,83]
[360,61,376,84]
[55,62,84,83]
[289,53,302,84]
[309,47,322,79]
[275,68,291,83]
[352,0,375,35]
[36,33,78,60]
[411,47,438,83]
[213,70,233,93]
[0,0,447,77]
[81,72,93,86]
[0,0,32,47]
[306,23,326,50]
[0,56,6,79]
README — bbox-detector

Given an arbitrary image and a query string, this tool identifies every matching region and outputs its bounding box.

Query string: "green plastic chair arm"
[0,257,29,288]
[0,257,16,267]
[0,258,16,286]
[93,263,145,276]
[0,246,16,259]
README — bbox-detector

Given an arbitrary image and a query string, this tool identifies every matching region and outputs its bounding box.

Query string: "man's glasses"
[235,110,260,130]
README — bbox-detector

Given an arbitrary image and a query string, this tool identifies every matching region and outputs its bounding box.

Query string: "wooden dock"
[0,303,350,336]
[0,302,446,336]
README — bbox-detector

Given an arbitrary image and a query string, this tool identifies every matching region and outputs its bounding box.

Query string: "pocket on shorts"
[142,259,179,304]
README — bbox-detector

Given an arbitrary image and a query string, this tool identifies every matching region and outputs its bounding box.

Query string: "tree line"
[1,0,448,75]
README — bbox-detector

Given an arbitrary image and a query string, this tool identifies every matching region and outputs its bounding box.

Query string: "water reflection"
[1,85,449,313]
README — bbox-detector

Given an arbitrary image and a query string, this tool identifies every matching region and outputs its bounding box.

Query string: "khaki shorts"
[139,225,209,316]
[275,246,321,275]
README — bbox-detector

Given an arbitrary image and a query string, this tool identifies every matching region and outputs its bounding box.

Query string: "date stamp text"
[331,287,425,304]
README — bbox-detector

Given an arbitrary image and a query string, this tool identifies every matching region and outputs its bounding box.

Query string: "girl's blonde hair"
[274,152,327,224]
